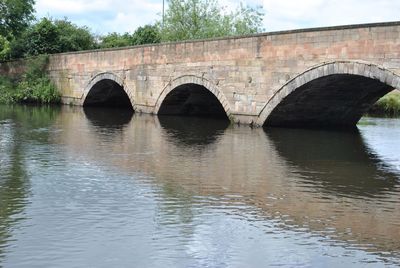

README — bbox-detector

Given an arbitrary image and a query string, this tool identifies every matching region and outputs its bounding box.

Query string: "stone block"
[392,76,400,90]
[5,21,392,126]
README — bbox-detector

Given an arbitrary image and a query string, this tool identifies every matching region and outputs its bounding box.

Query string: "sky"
[35,0,400,35]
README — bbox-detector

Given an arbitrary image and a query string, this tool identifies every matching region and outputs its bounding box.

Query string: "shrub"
[369,91,400,117]
[0,55,61,104]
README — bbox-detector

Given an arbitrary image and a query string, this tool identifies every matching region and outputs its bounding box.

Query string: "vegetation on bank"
[0,55,60,104]
[0,0,264,61]
[0,0,399,118]
[368,91,400,117]
[0,0,264,105]
[0,0,264,104]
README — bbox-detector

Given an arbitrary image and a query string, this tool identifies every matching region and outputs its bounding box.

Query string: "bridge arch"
[257,61,400,128]
[82,72,135,109]
[154,75,231,118]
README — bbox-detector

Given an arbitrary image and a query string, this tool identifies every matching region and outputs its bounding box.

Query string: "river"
[0,105,399,267]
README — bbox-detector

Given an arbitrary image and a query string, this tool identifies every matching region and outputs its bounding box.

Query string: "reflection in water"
[1,105,400,267]
[0,122,28,261]
[158,116,229,147]
[83,106,133,129]
[265,127,399,197]
[0,105,60,262]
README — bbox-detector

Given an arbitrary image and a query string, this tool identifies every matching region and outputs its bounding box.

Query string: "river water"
[0,105,399,267]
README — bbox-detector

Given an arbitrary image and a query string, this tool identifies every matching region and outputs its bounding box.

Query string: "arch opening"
[83,79,133,109]
[264,74,394,128]
[158,83,228,119]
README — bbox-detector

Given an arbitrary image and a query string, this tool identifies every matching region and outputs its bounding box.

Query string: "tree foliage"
[10,17,96,58]
[0,0,35,38]
[100,25,161,48]
[54,19,96,52]
[159,0,264,41]
[0,0,35,60]
[0,0,265,61]
[132,25,161,46]
[0,34,11,59]
[100,32,133,48]
[22,17,60,56]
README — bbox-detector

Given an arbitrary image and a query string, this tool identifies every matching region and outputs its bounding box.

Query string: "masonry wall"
[12,22,400,124]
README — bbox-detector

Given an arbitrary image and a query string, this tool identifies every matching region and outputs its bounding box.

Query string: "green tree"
[0,34,11,60]
[54,18,96,52]
[159,0,264,42]
[100,25,161,48]
[0,0,35,38]
[100,32,133,48]
[230,3,265,35]
[131,25,161,45]
[22,17,60,56]
[10,17,97,58]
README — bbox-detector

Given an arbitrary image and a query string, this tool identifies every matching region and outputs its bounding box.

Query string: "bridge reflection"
[53,107,400,257]
[84,107,134,129]
[265,127,399,197]
[158,116,229,147]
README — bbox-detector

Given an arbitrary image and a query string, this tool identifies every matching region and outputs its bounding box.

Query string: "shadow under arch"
[258,61,400,128]
[154,76,231,119]
[158,116,229,147]
[264,127,399,197]
[82,72,134,109]
[83,107,134,131]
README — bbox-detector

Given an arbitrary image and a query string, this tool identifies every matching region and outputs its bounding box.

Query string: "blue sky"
[35,0,400,35]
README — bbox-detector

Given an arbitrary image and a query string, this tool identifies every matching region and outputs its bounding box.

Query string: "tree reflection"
[0,105,60,262]
[154,182,196,228]
[265,127,399,197]
[0,113,28,261]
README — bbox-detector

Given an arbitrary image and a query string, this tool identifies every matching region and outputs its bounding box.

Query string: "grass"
[368,90,400,117]
[357,119,377,126]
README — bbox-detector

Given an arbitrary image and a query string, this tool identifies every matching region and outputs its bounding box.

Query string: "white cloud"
[102,2,162,33]
[35,0,162,34]
[263,0,400,32]
[36,0,110,14]
[35,0,400,34]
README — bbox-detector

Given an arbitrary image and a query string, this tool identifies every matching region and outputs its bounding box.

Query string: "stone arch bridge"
[5,22,400,127]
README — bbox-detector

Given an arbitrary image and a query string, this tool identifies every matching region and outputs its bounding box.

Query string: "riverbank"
[368,90,400,117]
[0,55,60,104]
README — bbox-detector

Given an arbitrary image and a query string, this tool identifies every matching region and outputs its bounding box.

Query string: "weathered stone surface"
[1,21,400,127]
